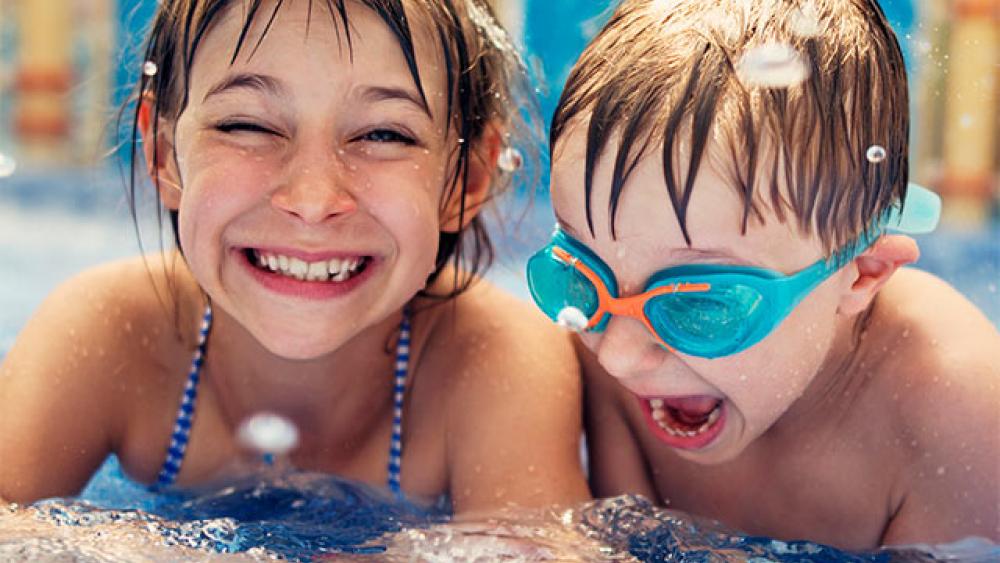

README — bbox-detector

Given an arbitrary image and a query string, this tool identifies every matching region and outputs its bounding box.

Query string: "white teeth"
[288,258,308,280]
[307,261,327,281]
[650,402,722,438]
[327,258,342,275]
[252,250,365,283]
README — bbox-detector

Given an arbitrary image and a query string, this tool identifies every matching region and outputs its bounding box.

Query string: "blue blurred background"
[0,0,996,356]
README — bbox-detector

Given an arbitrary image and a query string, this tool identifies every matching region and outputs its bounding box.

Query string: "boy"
[527,0,999,550]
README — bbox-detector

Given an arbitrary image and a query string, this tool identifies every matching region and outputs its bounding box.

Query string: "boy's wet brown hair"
[127,0,538,299]
[550,0,909,260]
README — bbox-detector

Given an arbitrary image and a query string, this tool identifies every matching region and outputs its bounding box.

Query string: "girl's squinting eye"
[358,128,415,145]
[214,120,278,136]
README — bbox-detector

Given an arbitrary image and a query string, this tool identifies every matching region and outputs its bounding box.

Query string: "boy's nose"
[593,315,666,379]
[270,157,358,223]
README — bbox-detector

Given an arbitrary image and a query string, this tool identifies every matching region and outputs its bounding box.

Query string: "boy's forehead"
[550,125,824,271]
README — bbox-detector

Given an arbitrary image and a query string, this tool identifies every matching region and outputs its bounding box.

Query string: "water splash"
[236,412,300,458]
[0,153,17,178]
[556,306,589,332]
[866,145,887,164]
[497,147,524,173]
[735,43,810,88]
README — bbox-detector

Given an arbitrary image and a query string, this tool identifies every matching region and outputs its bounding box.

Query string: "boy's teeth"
[252,250,365,283]
[649,401,722,438]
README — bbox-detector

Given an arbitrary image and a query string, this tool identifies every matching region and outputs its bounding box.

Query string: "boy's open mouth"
[244,248,371,283]
[640,395,725,449]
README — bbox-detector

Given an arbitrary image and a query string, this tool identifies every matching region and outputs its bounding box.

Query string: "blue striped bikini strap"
[153,302,212,489]
[153,304,413,498]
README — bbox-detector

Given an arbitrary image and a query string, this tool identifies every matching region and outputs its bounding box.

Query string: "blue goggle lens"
[645,282,765,357]
[526,251,600,325]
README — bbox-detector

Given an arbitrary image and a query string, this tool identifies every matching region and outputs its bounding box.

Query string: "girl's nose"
[593,315,666,379]
[270,158,358,223]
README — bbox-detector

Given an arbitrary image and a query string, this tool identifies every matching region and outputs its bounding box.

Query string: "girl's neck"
[202,304,406,439]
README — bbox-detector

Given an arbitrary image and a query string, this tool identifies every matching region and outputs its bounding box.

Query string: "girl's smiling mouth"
[237,247,376,298]
[638,395,726,450]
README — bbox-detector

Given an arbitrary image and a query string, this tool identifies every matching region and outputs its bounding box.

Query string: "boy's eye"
[358,129,415,145]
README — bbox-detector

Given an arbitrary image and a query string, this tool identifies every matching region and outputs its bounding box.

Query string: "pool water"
[1,170,998,561]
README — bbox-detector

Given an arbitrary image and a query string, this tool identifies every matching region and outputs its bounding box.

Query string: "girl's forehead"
[193,1,445,80]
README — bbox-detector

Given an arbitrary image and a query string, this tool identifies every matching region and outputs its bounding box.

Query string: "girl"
[0,0,588,516]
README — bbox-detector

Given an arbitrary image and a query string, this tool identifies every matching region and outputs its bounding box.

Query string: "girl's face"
[156,1,459,359]
[550,129,857,465]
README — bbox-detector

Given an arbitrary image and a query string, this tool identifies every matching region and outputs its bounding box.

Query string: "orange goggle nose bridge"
[550,246,712,339]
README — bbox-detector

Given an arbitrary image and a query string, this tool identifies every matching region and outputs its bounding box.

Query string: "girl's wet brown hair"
[126,0,539,299]
[550,0,909,260]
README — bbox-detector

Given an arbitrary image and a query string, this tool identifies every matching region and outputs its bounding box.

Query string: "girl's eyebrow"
[203,72,287,102]
[358,85,431,118]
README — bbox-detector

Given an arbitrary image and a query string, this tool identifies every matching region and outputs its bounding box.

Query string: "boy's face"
[550,128,855,464]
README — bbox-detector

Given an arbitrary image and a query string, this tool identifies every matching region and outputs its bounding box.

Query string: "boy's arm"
[577,338,659,501]
[882,342,1000,545]
[439,288,591,516]
[0,268,125,503]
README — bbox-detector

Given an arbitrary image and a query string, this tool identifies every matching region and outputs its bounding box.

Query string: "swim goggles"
[526,183,941,359]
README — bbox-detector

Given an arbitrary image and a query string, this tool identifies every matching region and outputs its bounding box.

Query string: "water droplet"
[142,61,159,77]
[866,144,887,163]
[0,153,17,177]
[987,283,996,294]
[959,114,974,129]
[496,146,523,172]
[236,412,299,456]
[936,466,946,476]
[789,4,822,37]
[556,306,589,332]
[735,43,809,88]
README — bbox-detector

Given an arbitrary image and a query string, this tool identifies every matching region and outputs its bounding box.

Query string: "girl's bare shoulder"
[4,252,203,391]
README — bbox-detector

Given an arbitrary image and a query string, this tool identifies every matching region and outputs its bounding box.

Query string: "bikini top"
[153,304,412,499]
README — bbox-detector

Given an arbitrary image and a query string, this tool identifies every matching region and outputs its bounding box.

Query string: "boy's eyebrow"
[204,72,287,102]
[358,85,431,118]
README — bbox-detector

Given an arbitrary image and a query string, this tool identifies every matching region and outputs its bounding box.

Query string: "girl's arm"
[0,263,137,503]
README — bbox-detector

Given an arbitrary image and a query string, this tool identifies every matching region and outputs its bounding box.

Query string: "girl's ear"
[137,96,182,210]
[440,124,503,233]
[837,234,919,315]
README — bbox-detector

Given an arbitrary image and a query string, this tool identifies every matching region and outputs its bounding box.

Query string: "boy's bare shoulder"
[874,269,999,543]
[878,268,998,419]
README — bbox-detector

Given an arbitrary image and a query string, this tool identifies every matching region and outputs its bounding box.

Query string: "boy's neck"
[767,300,886,441]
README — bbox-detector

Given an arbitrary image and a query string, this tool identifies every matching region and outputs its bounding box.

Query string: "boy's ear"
[440,124,503,233]
[137,96,182,210]
[837,234,919,315]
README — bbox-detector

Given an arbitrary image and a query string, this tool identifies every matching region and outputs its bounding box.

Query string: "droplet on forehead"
[556,306,589,332]
[142,61,159,77]
[236,412,299,457]
[0,153,17,178]
[735,43,809,88]
[497,146,523,173]
[866,144,887,163]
